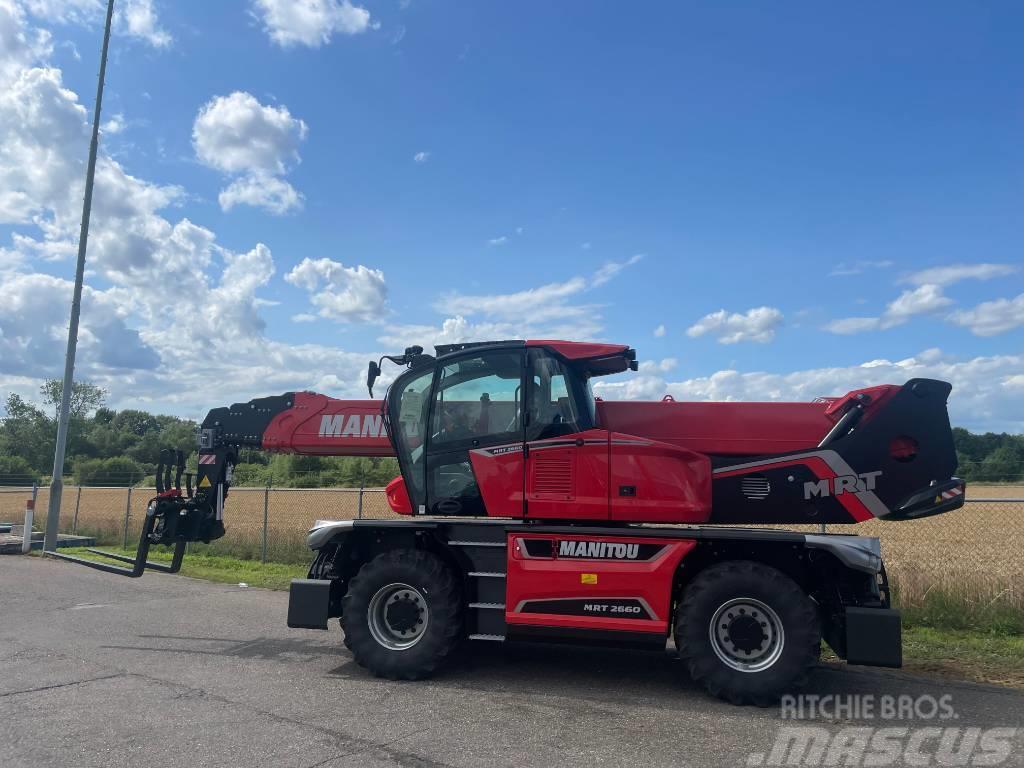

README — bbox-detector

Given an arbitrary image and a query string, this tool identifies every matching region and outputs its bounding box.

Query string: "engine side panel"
[505,532,695,636]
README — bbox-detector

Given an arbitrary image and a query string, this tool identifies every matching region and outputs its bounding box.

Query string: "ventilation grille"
[740,475,771,500]
[531,453,574,497]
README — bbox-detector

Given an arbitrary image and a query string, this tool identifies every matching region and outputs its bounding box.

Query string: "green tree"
[0,455,40,485]
[0,394,53,473]
[73,457,145,486]
[39,379,107,420]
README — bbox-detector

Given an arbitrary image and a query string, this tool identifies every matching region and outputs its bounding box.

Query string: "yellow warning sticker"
[198,475,211,488]
[580,573,597,585]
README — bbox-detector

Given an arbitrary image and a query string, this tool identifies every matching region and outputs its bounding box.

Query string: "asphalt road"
[3,556,1023,768]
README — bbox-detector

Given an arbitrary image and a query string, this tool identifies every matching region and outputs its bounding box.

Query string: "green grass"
[901,626,1024,688]
[55,546,308,590]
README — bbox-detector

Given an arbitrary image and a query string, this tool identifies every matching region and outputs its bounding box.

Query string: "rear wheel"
[341,549,462,680]
[676,560,820,706]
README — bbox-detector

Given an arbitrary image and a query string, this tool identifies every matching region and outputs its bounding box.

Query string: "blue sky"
[1,1,1022,430]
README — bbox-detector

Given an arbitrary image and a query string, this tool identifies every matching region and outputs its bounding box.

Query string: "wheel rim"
[367,583,429,650]
[708,597,785,673]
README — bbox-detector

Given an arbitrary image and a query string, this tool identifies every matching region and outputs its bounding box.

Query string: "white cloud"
[386,257,643,350]
[594,350,1024,433]
[291,313,316,323]
[21,0,171,47]
[950,293,1024,337]
[592,254,642,287]
[100,112,125,134]
[218,172,303,215]
[829,260,894,277]
[0,271,158,376]
[686,306,783,344]
[825,284,953,334]
[653,324,665,338]
[193,91,307,175]
[252,0,372,48]
[884,284,953,323]
[413,150,430,163]
[193,91,307,215]
[118,0,171,47]
[823,316,881,335]
[285,257,387,323]
[487,236,508,246]
[0,1,52,81]
[904,263,1018,287]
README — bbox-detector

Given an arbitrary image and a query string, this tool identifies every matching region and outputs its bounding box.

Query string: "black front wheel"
[341,549,462,680]
[675,560,820,706]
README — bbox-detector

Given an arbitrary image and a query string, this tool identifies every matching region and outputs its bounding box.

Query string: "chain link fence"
[2,486,1022,606]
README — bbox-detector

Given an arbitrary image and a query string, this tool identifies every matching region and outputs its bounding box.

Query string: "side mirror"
[367,361,381,398]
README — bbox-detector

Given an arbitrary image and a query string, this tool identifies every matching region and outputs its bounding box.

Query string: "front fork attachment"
[46,449,197,578]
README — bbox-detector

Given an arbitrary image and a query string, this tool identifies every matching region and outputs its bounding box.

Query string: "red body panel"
[261,392,393,457]
[609,434,711,523]
[506,532,696,635]
[469,447,526,517]
[598,400,834,456]
[525,430,611,520]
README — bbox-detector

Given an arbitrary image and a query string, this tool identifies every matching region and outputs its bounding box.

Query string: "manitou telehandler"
[51,340,965,705]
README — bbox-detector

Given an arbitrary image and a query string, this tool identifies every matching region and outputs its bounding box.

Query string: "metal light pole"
[44,0,115,553]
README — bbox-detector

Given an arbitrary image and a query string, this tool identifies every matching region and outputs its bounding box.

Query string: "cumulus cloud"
[252,0,373,48]
[653,324,666,338]
[285,257,387,323]
[0,272,159,375]
[117,0,171,47]
[193,91,307,214]
[825,284,953,335]
[950,293,1024,337]
[686,306,783,344]
[218,173,303,215]
[0,1,53,81]
[413,150,430,163]
[193,92,307,175]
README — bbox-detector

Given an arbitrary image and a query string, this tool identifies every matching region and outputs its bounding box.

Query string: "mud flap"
[287,579,332,630]
[844,606,902,668]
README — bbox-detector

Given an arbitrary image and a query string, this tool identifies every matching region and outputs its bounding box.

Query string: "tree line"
[1,382,1020,487]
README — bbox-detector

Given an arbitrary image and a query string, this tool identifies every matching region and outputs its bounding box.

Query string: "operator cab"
[383,340,637,518]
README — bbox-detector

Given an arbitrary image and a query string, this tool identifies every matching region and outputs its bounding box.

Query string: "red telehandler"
[50,340,965,705]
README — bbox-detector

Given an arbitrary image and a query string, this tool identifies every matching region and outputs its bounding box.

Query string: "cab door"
[523,350,610,520]
[424,350,526,516]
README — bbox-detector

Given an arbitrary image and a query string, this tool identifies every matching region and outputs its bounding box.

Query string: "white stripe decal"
[714,449,890,519]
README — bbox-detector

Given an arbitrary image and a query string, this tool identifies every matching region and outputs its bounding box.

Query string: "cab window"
[527,351,582,440]
[430,351,523,447]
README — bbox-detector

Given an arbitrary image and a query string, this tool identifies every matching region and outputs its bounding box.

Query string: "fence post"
[122,486,132,550]
[21,497,34,554]
[72,486,82,534]
[358,480,364,519]
[261,483,270,564]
